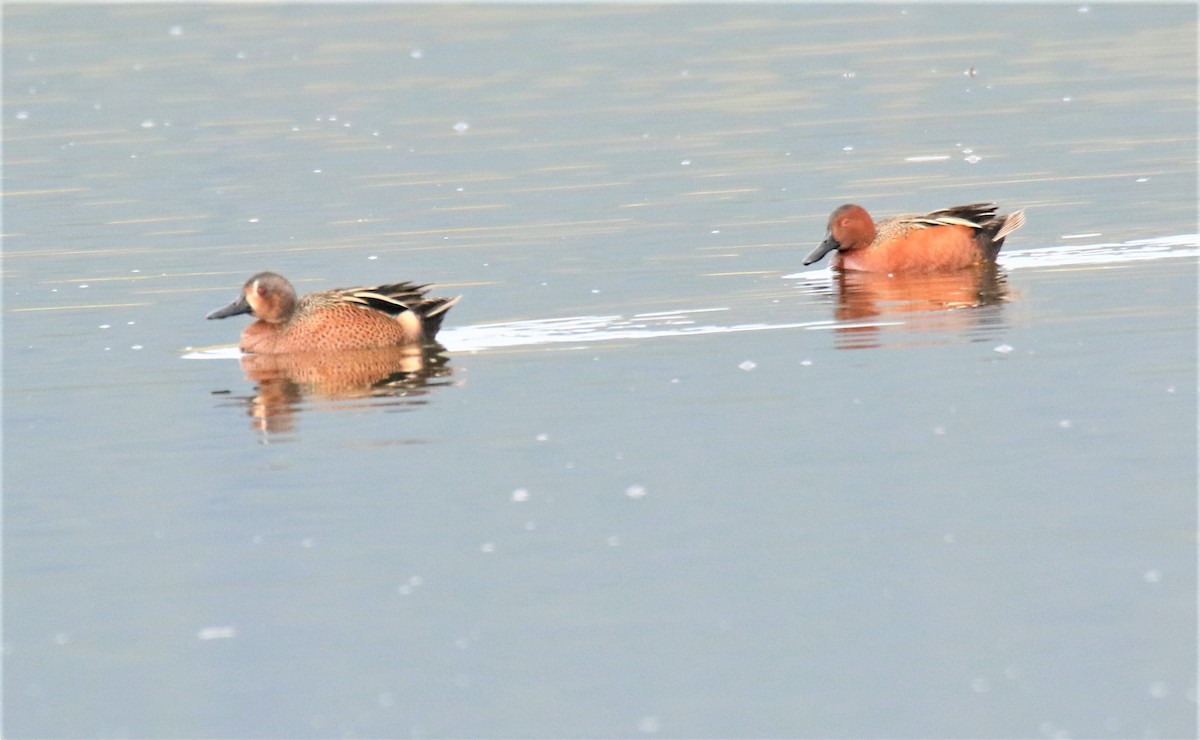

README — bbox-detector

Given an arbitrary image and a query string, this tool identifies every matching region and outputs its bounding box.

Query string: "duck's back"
[842,204,1013,272]
[284,296,417,352]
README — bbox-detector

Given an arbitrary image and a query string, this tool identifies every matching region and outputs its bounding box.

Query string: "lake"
[3,4,1196,738]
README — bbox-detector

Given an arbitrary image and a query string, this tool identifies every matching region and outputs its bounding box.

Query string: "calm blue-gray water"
[4,5,1196,738]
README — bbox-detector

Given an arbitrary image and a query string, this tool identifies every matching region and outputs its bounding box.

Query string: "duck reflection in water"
[828,264,1009,349]
[218,344,456,436]
[206,271,461,435]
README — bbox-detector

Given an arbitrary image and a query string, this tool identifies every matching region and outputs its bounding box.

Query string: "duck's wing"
[330,282,432,317]
[332,282,460,335]
[901,203,999,230]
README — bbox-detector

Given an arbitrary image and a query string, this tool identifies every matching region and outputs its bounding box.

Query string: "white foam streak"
[782,234,1198,279]
[998,234,1198,269]
[184,313,884,358]
[439,313,839,353]
[185,236,1194,361]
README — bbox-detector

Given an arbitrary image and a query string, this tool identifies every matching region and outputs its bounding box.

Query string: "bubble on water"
[964,154,982,164]
[511,488,530,502]
[131,345,143,350]
[168,25,183,36]
[625,485,647,499]
[800,359,813,366]
[842,145,854,152]
[1135,177,1149,183]
[1057,419,1073,429]
[680,159,691,166]
[738,360,757,371]
[480,542,496,554]
[637,716,661,734]
[993,344,1014,354]
[535,433,549,442]
[99,324,110,329]
[15,111,29,120]
[197,626,236,640]
[410,49,424,59]
[453,121,470,133]
[141,119,156,128]
[1143,569,1162,583]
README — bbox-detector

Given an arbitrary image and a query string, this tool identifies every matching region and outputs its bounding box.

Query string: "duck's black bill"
[803,234,841,266]
[206,295,251,320]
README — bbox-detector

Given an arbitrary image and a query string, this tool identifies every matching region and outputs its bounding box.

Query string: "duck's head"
[207,271,298,323]
[804,204,875,265]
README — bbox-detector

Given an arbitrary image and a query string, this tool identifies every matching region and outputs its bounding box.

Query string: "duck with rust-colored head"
[805,203,1026,273]
[207,272,460,354]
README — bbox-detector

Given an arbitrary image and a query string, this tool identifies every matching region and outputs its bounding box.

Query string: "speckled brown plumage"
[207,272,460,354]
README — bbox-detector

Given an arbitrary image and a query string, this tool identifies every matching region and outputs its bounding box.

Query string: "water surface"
[4,4,1196,738]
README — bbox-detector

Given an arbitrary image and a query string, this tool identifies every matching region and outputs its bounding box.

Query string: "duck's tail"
[414,294,461,339]
[994,209,1025,242]
[982,208,1026,260]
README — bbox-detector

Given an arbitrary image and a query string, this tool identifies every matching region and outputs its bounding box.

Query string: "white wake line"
[439,316,904,353]
[1000,235,1199,270]
[185,236,1195,360]
[780,234,1199,280]
[183,314,904,359]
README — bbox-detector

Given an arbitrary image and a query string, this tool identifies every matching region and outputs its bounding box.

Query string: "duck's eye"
[257,286,268,296]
